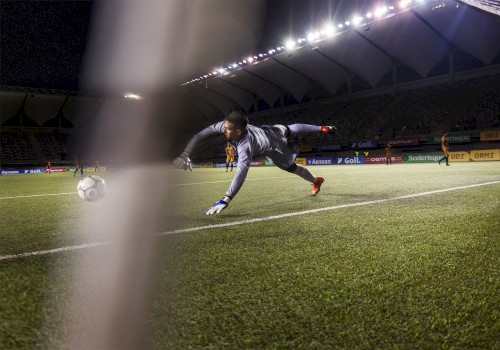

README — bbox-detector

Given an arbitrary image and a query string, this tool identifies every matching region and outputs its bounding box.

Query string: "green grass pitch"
[1,162,499,349]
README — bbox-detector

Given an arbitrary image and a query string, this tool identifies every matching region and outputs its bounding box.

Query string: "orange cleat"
[311,176,324,196]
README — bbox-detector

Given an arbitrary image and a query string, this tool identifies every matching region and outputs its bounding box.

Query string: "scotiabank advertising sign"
[365,156,402,164]
[403,152,442,163]
[470,149,500,161]
[428,133,471,144]
[386,138,419,147]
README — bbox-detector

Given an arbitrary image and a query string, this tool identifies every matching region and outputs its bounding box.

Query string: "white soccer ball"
[77,175,107,202]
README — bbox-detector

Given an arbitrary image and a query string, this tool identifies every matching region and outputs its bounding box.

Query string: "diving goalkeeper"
[174,111,336,215]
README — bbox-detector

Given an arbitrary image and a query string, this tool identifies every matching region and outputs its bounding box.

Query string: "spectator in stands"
[174,111,336,215]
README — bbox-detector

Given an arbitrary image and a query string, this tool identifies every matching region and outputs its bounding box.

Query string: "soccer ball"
[77,175,107,202]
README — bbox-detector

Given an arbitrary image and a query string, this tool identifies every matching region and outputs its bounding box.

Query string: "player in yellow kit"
[385,144,392,165]
[438,131,450,166]
[225,141,236,172]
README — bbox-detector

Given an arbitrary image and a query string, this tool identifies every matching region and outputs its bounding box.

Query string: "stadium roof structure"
[181,0,500,118]
[1,0,499,127]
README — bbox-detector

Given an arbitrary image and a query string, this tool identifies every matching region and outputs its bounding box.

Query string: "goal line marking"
[1,180,499,261]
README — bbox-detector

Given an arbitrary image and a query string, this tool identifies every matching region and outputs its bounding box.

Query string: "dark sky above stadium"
[0,0,372,91]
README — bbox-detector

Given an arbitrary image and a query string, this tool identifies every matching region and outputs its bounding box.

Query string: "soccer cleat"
[311,176,324,196]
[320,126,337,134]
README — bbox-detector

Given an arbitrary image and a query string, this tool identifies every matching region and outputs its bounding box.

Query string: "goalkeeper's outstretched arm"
[173,122,224,170]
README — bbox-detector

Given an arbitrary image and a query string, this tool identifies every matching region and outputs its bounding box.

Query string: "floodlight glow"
[307,32,318,42]
[366,12,372,18]
[124,93,143,100]
[285,39,296,50]
[232,63,238,68]
[268,49,273,54]
[277,47,282,51]
[213,71,218,75]
[375,7,388,17]
[323,24,336,36]
[258,53,263,57]
[352,16,363,26]
[247,57,254,63]
[218,68,225,74]
[345,21,351,26]
[399,0,411,8]
[338,23,344,28]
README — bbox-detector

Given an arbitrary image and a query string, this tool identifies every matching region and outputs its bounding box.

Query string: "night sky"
[0,0,371,91]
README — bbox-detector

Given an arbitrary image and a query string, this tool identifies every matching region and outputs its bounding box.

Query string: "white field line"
[0,192,77,200]
[170,175,296,187]
[1,180,499,262]
[0,175,305,199]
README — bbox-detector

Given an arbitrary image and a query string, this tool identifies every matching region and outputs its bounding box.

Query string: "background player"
[385,144,392,165]
[224,141,236,172]
[45,161,52,174]
[174,111,336,215]
[438,131,450,166]
[74,158,84,177]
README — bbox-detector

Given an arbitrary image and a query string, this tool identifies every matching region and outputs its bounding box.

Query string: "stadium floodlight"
[338,23,344,28]
[285,39,296,50]
[232,63,238,68]
[352,16,363,26]
[258,53,264,57]
[218,68,225,74]
[277,47,282,51]
[307,32,318,42]
[247,57,254,63]
[375,6,388,17]
[345,20,351,26]
[366,12,372,18]
[399,0,411,8]
[124,93,143,100]
[323,24,336,37]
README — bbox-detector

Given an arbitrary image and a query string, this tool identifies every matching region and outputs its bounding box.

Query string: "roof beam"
[241,68,288,94]
[410,9,455,51]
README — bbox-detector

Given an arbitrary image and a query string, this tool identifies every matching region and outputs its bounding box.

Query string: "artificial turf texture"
[1,162,499,349]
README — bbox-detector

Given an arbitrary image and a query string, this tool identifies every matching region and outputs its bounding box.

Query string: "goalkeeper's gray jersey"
[184,121,292,198]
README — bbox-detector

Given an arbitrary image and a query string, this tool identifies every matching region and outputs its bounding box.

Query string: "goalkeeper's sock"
[292,164,316,183]
[288,124,323,136]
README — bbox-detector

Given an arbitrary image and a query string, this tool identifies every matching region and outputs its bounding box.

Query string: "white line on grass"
[171,175,296,187]
[1,180,499,261]
[0,192,77,200]
[0,175,302,199]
